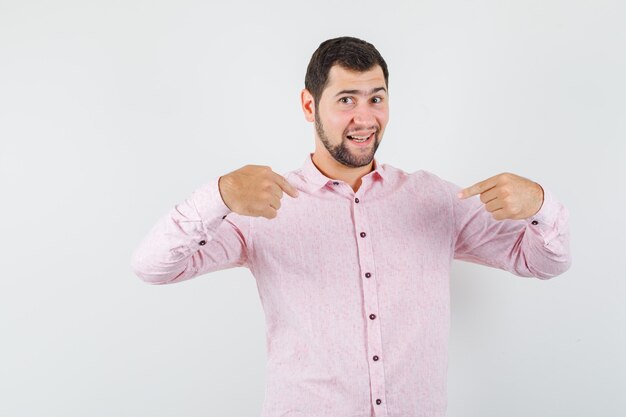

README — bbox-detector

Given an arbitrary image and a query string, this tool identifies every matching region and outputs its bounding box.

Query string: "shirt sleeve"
[447,180,571,279]
[131,176,251,285]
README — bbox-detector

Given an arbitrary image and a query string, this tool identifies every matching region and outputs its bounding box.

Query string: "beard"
[315,112,381,168]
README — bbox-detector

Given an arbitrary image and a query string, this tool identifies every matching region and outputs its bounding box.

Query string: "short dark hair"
[305,36,389,106]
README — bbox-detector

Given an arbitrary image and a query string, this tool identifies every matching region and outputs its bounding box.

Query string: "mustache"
[344,126,380,136]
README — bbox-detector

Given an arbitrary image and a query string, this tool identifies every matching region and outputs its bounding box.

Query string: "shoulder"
[382,163,454,191]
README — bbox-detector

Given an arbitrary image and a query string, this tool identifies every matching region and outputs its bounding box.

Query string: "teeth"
[348,133,371,143]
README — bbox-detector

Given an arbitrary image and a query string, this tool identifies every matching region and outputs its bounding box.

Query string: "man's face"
[312,65,389,168]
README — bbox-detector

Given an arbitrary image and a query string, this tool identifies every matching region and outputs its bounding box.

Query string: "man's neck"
[311,150,374,193]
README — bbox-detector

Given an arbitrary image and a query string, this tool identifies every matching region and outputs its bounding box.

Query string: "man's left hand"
[458,173,544,221]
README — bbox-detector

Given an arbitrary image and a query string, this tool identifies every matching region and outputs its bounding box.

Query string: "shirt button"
[333,181,339,185]
[198,240,207,246]
[376,399,382,405]
[369,314,376,320]
[222,215,227,219]
[355,197,360,203]
[360,232,366,238]
[531,220,539,225]
[365,272,371,278]
[373,355,379,361]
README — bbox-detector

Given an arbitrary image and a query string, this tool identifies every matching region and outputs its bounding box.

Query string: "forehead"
[324,65,386,94]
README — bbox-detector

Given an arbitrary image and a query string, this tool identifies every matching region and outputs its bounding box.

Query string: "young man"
[132,36,571,417]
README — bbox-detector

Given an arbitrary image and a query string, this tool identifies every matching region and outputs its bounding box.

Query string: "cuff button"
[531,220,539,225]
[199,240,207,246]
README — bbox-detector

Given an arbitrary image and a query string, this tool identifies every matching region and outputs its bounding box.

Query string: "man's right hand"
[218,165,300,219]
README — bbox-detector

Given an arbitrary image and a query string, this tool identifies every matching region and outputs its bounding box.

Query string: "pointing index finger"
[272,172,300,198]
[458,176,498,199]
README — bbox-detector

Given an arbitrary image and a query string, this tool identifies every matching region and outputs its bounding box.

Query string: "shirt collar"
[298,152,386,192]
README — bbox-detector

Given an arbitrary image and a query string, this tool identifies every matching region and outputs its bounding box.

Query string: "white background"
[1,0,625,416]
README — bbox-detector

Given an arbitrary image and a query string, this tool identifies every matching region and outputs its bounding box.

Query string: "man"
[132,36,571,417]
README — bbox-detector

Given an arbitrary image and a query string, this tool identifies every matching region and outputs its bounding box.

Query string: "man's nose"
[352,107,377,126]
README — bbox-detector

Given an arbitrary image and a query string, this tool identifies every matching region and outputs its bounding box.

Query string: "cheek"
[324,112,351,134]
[375,107,389,124]
[376,115,389,133]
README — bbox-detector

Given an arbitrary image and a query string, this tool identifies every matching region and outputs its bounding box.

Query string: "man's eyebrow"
[334,87,387,97]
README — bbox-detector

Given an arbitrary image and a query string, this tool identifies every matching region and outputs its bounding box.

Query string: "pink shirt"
[131,153,571,417]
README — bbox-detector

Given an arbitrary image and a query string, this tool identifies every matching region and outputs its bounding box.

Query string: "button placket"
[352,197,388,416]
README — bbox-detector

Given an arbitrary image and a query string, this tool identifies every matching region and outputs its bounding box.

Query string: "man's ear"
[300,89,316,123]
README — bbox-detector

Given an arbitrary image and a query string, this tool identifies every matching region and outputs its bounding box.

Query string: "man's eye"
[372,97,383,103]
[339,97,353,104]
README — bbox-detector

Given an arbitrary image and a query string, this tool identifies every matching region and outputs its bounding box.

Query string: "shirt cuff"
[526,187,560,232]
[190,176,233,222]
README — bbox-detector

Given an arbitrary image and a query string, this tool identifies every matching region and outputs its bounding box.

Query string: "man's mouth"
[346,132,375,143]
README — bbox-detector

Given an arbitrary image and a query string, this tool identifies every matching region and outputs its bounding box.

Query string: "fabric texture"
[131,153,571,417]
